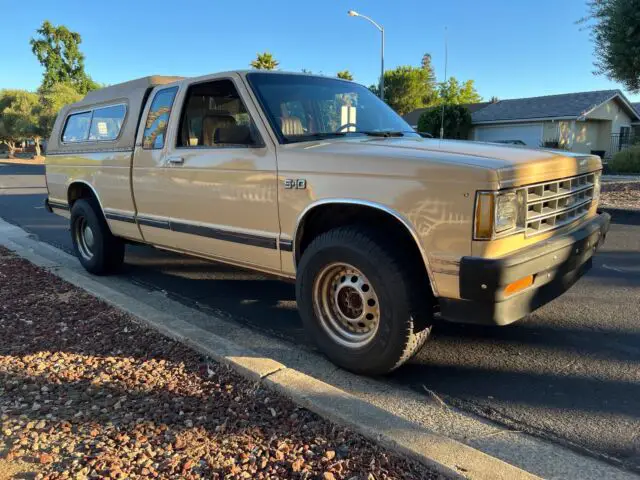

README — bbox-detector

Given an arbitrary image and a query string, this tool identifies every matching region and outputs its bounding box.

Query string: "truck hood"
[298,137,602,188]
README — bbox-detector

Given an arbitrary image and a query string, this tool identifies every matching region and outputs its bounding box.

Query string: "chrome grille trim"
[524,172,597,236]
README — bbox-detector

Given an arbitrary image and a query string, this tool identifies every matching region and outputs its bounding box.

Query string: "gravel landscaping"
[0,246,442,480]
[600,181,640,210]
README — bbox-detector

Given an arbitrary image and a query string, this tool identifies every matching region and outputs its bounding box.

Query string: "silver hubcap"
[74,217,95,261]
[313,262,380,349]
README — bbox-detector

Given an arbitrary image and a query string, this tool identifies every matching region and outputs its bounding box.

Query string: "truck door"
[132,76,281,273]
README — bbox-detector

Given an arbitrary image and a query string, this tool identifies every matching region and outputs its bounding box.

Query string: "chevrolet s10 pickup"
[45,71,610,375]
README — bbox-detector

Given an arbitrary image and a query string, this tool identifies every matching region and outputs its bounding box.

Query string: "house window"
[143,87,179,149]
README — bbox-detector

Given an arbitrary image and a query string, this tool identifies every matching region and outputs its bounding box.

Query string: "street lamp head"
[348,10,359,17]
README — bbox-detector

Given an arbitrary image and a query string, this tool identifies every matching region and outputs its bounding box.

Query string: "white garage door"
[475,124,543,147]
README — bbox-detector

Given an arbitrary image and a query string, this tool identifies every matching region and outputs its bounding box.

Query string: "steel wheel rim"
[74,216,95,261]
[312,262,380,349]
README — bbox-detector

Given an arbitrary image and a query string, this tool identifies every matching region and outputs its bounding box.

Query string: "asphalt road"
[2,162,640,472]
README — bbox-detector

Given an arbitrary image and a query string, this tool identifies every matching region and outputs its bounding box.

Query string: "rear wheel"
[70,198,124,274]
[297,226,432,375]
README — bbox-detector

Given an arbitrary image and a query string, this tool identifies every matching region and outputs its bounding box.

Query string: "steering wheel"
[336,123,357,133]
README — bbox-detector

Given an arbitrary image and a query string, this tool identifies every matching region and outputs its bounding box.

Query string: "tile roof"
[472,90,622,123]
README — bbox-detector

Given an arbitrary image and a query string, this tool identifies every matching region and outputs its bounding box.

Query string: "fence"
[607,133,637,160]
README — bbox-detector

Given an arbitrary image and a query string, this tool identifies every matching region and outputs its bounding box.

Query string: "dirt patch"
[0,247,442,480]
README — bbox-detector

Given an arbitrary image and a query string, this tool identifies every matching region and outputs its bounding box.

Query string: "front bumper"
[439,212,611,326]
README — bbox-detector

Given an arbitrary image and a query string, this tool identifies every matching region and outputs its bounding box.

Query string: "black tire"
[70,198,125,275]
[296,226,432,375]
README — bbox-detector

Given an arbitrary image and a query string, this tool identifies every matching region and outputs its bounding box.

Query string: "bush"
[609,146,640,173]
[417,105,472,139]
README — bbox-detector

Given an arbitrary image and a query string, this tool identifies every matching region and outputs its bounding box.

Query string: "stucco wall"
[587,100,633,134]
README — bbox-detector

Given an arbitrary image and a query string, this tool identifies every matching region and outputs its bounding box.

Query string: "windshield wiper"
[354,131,406,137]
[283,132,347,143]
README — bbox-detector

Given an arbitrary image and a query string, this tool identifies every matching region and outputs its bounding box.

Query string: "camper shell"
[47,76,183,155]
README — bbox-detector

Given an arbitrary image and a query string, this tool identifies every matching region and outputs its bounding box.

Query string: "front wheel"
[296,226,432,375]
[70,198,125,274]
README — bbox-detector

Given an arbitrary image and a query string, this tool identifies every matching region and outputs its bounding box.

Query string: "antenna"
[440,26,448,140]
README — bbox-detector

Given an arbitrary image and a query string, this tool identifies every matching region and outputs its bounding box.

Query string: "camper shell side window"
[61,103,128,144]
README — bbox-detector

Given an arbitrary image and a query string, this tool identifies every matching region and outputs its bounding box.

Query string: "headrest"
[214,125,253,145]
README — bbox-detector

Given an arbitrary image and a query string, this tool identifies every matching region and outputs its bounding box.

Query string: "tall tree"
[0,90,40,157]
[417,105,472,139]
[437,77,483,105]
[38,82,83,144]
[421,53,437,84]
[337,70,354,81]
[583,0,640,92]
[30,21,99,94]
[0,90,22,157]
[382,66,438,115]
[250,52,279,70]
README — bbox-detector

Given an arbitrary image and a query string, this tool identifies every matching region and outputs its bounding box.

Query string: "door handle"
[167,156,184,165]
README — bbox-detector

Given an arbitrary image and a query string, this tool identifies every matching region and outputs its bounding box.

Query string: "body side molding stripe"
[48,200,70,211]
[105,211,136,224]
[136,216,278,250]
[279,239,293,252]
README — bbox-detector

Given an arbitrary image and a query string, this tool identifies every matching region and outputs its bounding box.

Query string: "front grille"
[525,172,597,236]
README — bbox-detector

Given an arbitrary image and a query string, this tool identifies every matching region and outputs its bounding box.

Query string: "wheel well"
[67,182,98,207]
[295,203,434,293]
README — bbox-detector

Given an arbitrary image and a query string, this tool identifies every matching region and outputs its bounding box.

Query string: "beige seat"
[202,114,237,146]
[279,116,304,136]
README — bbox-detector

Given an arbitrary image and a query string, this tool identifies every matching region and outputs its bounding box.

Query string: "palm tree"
[250,52,279,70]
[336,70,354,81]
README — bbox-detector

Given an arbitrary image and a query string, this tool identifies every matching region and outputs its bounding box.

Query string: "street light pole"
[348,10,384,101]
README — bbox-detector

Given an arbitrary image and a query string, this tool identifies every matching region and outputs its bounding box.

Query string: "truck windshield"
[246,73,419,144]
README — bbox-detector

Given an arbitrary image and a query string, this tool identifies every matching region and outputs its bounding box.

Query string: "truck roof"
[75,75,184,109]
[47,71,354,155]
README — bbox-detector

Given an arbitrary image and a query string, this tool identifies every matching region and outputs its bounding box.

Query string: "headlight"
[474,189,526,239]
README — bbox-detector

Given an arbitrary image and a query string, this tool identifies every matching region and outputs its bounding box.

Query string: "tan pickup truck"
[45,71,610,375]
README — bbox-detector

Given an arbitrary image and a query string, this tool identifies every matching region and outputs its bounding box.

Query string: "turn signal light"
[504,275,534,296]
[474,192,495,239]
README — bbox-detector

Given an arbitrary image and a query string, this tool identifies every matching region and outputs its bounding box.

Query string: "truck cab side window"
[177,79,260,148]
[143,87,178,149]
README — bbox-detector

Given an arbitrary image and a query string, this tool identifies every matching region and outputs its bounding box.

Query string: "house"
[470,90,640,159]
[403,90,640,160]
[402,102,492,129]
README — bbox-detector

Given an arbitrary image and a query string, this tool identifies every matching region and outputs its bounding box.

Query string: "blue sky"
[1,0,639,102]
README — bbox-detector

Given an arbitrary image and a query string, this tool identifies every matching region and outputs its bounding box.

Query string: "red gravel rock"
[0,247,444,479]
[601,181,640,210]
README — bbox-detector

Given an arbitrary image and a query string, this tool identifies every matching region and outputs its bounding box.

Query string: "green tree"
[0,90,22,157]
[0,90,41,157]
[421,53,437,84]
[30,21,99,94]
[583,0,640,93]
[250,52,279,70]
[417,105,472,139]
[382,65,438,115]
[38,82,83,144]
[337,70,354,81]
[437,77,483,105]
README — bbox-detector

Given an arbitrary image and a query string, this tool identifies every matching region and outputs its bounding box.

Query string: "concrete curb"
[0,222,541,479]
